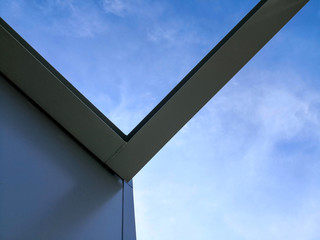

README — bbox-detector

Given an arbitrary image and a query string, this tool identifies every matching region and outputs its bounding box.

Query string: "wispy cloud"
[134,67,320,240]
[27,0,108,37]
[102,0,134,17]
[2,1,318,239]
[90,80,155,134]
[101,0,165,18]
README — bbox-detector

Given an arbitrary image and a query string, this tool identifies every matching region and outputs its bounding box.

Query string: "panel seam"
[121,179,124,240]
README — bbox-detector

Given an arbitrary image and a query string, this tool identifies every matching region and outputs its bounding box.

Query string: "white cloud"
[90,80,154,134]
[134,68,320,240]
[31,0,108,37]
[223,198,320,240]
[102,0,133,17]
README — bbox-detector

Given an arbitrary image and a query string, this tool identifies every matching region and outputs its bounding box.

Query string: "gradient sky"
[1,0,320,239]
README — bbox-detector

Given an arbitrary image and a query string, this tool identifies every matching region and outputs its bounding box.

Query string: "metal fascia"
[0,20,126,164]
[106,0,309,181]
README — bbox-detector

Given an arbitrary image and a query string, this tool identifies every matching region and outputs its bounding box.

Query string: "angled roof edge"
[0,18,126,166]
[0,0,309,182]
[106,0,309,181]
[0,18,127,140]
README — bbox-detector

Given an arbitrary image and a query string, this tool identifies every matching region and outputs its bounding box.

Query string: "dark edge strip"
[0,18,128,141]
[1,0,267,142]
[0,71,123,179]
[127,0,268,139]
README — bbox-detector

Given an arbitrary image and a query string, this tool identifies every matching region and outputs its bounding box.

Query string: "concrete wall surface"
[0,75,136,240]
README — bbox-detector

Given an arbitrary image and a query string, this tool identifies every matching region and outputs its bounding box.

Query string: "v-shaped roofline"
[0,0,309,181]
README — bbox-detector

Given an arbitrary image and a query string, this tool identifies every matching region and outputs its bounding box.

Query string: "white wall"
[0,75,136,240]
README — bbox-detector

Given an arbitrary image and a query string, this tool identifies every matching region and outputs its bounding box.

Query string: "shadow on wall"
[0,78,123,240]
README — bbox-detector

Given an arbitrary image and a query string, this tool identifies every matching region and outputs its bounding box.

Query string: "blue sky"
[1,0,320,239]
